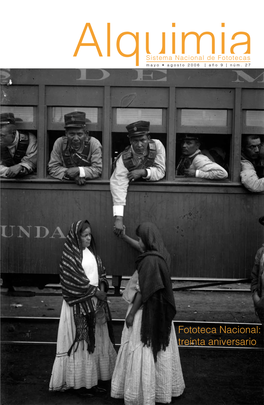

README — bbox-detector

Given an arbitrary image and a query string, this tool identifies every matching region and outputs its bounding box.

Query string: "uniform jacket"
[176,150,228,180]
[0,131,37,177]
[240,156,264,193]
[48,136,102,180]
[110,139,165,210]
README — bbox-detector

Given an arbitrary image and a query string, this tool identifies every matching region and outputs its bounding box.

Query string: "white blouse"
[82,248,99,287]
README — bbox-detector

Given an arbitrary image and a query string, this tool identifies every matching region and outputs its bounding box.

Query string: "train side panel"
[1,183,263,285]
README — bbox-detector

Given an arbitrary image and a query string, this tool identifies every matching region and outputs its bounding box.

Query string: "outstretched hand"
[113,216,124,236]
[119,225,126,238]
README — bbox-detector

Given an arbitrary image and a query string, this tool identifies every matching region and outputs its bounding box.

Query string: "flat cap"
[126,120,150,137]
[179,134,201,142]
[64,111,87,128]
[0,112,16,126]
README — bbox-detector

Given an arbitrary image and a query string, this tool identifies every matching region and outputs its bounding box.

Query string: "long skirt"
[49,300,117,391]
[111,305,185,405]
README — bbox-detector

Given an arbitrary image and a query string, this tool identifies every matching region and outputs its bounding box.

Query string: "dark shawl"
[135,222,176,361]
[59,220,114,354]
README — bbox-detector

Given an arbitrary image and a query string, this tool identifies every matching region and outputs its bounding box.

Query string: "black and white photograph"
[1,2,264,405]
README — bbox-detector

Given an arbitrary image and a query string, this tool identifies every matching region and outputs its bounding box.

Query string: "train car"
[1,68,264,289]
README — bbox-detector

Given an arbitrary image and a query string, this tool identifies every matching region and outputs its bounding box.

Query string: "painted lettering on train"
[76,69,264,84]
[76,69,167,82]
[232,70,264,83]
[1,226,66,239]
[2,68,263,85]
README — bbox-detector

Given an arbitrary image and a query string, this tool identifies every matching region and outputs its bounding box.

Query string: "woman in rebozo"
[49,219,117,395]
[111,222,185,405]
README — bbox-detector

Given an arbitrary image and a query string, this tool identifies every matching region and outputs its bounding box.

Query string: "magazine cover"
[1,1,264,404]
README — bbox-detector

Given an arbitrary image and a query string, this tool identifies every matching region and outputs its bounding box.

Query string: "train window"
[243,110,264,134]
[245,111,264,127]
[0,106,36,129]
[0,105,38,178]
[180,110,227,127]
[241,90,264,136]
[241,110,264,175]
[112,108,167,164]
[47,107,103,159]
[116,108,163,126]
[176,109,232,178]
[50,107,99,125]
[177,109,232,133]
[175,133,231,177]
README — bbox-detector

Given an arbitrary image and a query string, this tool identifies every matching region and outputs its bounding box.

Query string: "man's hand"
[65,167,80,179]
[127,169,147,181]
[114,216,124,236]
[119,225,126,239]
[75,176,86,186]
[184,168,196,177]
[6,164,23,178]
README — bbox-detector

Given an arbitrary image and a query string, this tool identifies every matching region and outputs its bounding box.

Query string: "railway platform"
[1,280,264,405]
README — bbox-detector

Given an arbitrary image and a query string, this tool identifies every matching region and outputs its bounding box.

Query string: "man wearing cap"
[0,112,38,178]
[110,120,166,234]
[176,134,228,180]
[48,111,102,185]
[240,135,264,193]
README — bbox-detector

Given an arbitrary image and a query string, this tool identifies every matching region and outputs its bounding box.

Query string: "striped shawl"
[59,220,109,354]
